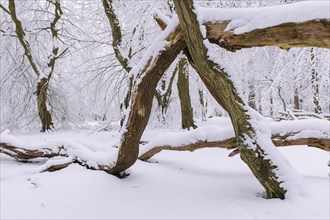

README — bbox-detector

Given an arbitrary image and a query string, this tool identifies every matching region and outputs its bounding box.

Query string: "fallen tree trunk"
[205,19,330,51]
[1,127,329,172]
[138,133,330,161]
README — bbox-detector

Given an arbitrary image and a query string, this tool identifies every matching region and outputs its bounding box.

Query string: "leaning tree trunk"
[174,0,287,199]
[108,25,187,175]
[177,58,197,130]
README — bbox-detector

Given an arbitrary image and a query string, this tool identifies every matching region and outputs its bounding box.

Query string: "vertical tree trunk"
[198,89,207,121]
[8,0,56,132]
[174,0,287,199]
[278,87,287,112]
[294,88,300,110]
[270,95,274,117]
[154,66,178,123]
[37,78,53,132]
[177,58,197,130]
[310,48,322,114]
[248,83,256,110]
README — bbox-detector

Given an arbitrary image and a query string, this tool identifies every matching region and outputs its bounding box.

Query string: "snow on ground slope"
[1,120,329,219]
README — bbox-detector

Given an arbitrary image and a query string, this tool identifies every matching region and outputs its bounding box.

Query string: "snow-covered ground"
[1,118,329,219]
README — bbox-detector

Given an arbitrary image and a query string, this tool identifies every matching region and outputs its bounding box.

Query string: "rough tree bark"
[107,25,187,176]
[205,19,330,51]
[174,0,287,199]
[177,58,197,130]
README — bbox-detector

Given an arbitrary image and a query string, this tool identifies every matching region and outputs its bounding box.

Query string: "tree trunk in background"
[103,0,134,128]
[8,0,55,132]
[37,78,54,132]
[154,66,177,122]
[270,95,274,117]
[248,83,256,110]
[294,88,300,110]
[174,0,286,199]
[177,58,197,130]
[310,48,322,114]
[198,89,207,121]
[278,87,287,112]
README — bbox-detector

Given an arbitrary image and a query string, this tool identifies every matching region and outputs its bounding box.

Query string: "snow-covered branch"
[138,119,329,160]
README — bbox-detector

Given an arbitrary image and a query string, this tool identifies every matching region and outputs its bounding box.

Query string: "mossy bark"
[177,58,197,130]
[174,0,286,199]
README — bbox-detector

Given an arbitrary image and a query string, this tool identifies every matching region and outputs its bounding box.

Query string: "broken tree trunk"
[174,0,290,199]
[205,19,330,51]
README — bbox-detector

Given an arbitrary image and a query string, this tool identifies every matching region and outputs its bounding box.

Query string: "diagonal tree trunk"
[174,0,289,199]
[107,25,187,176]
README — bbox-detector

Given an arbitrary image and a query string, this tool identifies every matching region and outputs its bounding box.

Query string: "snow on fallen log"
[0,119,329,173]
[155,6,329,53]
[197,1,329,35]
[138,119,330,161]
[0,129,118,173]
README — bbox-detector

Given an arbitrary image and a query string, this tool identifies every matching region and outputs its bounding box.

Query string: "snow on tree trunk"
[174,0,303,199]
[107,22,187,175]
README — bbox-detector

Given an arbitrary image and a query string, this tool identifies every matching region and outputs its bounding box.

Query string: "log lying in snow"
[154,9,330,51]
[138,118,330,161]
[1,119,329,173]
[138,132,330,161]
[205,19,330,51]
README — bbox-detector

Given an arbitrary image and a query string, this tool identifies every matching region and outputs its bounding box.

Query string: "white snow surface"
[197,1,330,34]
[1,117,329,219]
